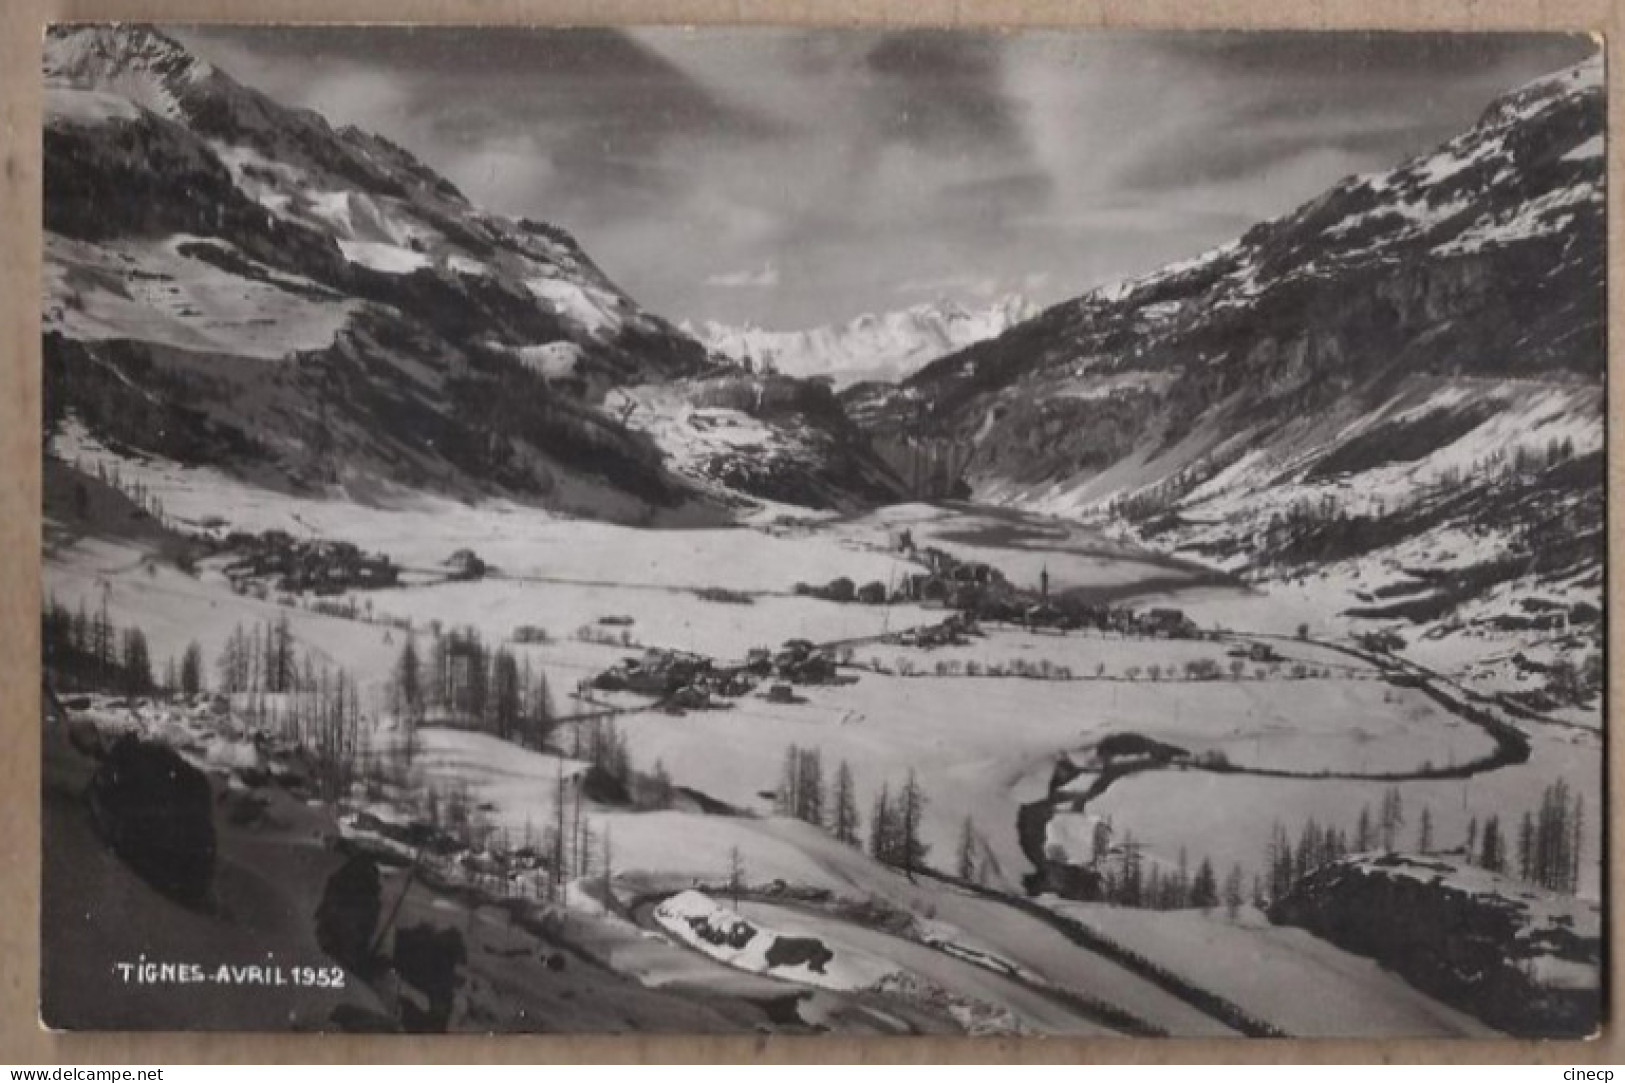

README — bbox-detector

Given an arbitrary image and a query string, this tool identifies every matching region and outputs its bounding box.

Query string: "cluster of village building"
[580,527,1234,714]
[799,531,1204,640]
[590,637,844,710]
[221,530,399,595]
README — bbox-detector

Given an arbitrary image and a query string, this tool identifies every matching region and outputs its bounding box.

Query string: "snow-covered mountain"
[41,24,908,515]
[42,24,726,515]
[851,56,1605,701]
[686,295,1037,388]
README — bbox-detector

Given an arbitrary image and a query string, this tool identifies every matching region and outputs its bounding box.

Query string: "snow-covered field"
[1086,717,1602,899]
[363,578,932,663]
[45,535,403,699]
[1038,900,1494,1037]
[611,656,1493,896]
[53,423,919,588]
[45,442,1600,885]
[654,891,900,993]
[817,502,1209,597]
[43,232,358,361]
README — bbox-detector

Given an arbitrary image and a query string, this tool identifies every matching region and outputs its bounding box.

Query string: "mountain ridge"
[41,24,907,517]
[854,53,1603,503]
[846,53,1604,686]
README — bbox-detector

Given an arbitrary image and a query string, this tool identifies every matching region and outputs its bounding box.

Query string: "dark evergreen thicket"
[42,593,154,694]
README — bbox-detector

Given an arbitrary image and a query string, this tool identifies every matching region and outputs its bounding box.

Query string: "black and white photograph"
[38,23,1606,1039]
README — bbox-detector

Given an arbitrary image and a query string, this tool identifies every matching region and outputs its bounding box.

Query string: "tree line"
[1265,779,1587,900]
[1462,780,1585,894]
[216,613,298,693]
[868,772,929,880]
[772,743,935,881]
[64,456,170,527]
[42,593,208,697]
[389,626,557,753]
[1060,817,1240,916]
[42,595,368,802]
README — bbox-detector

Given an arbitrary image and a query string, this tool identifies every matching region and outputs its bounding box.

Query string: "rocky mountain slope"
[41,24,904,516]
[686,295,1036,388]
[851,56,1606,700]
[610,373,909,512]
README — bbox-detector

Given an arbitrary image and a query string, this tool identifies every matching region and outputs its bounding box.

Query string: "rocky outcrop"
[616,372,910,511]
[88,733,217,905]
[392,924,467,1033]
[1269,854,1601,1037]
[315,854,383,974]
[681,375,908,509]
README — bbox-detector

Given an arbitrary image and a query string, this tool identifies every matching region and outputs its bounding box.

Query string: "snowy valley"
[38,25,1606,1040]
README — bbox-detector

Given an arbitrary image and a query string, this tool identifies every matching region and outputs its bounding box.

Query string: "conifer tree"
[868,782,892,863]
[92,596,115,684]
[1517,811,1536,881]
[727,846,746,910]
[1266,821,1294,899]
[395,629,423,722]
[1119,834,1144,907]
[1568,797,1584,896]
[1355,805,1374,851]
[1223,863,1245,920]
[180,641,204,694]
[776,744,801,817]
[956,816,979,882]
[1191,857,1219,912]
[831,760,861,846]
[647,759,674,809]
[1378,787,1405,850]
[120,627,152,694]
[798,747,826,827]
[898,770,928,881]
[1480,814,1505,873]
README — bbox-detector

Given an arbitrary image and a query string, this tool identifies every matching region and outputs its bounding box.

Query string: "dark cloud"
[1118,114,1449,193]
[183,24,745,106]
[1105,33,1599,211]
[862,31,1027,154]
[176,24,799,252]
[1149,30,1596,79]
[177,25,783,203]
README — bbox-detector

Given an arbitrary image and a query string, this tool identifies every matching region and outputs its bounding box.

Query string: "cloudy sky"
[174,27,1593,329]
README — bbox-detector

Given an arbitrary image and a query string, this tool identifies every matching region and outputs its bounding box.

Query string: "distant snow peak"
[44,24,212,119]
[687,294,1037,387]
